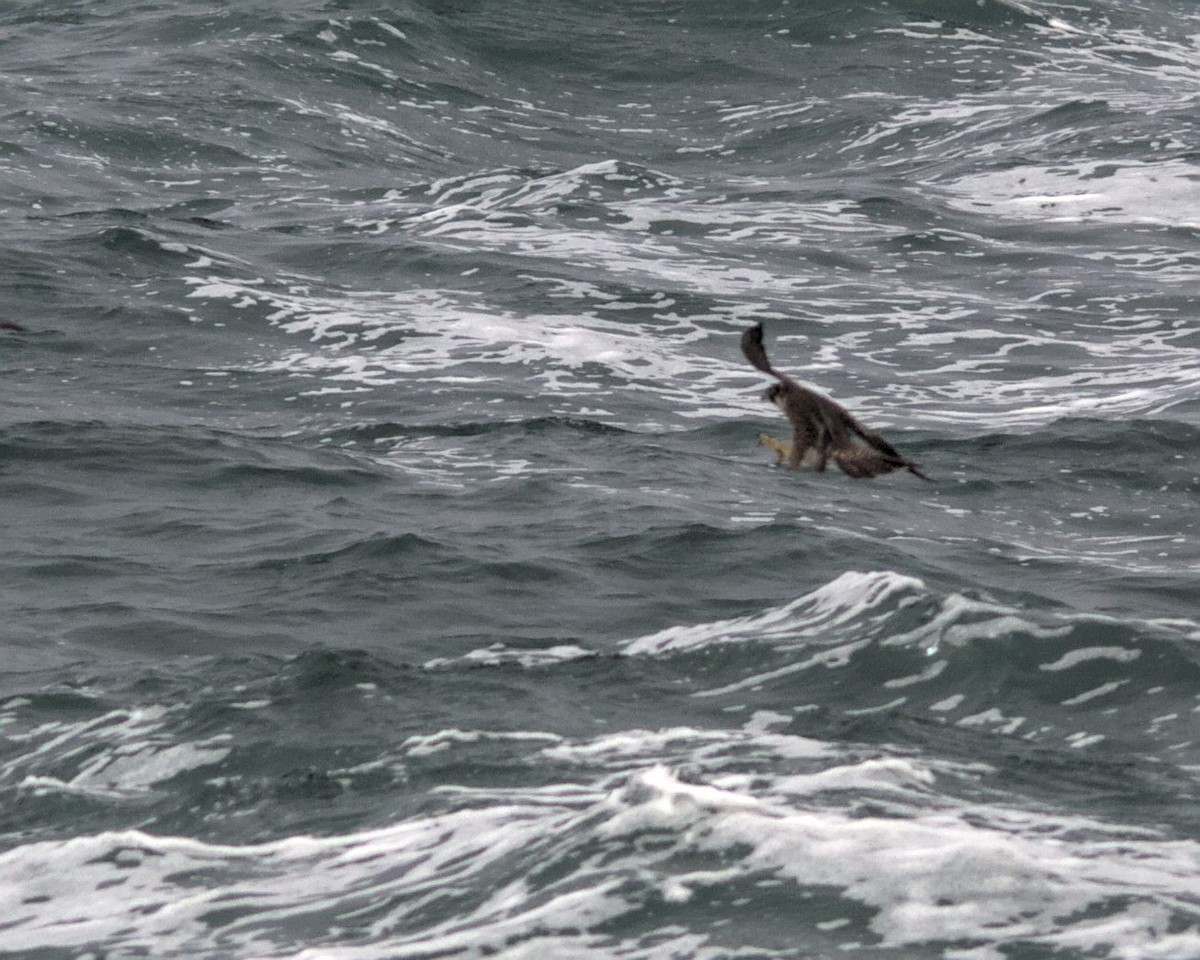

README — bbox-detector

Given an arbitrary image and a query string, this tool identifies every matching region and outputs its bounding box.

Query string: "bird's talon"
[758,433,791,463]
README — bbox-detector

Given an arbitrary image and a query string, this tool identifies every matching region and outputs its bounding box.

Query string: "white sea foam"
[1,704,229,801]
[174,148,1200,435]
[613,570,1200,754]
[620,569,1077,696]
[941,159,1200,231]
[539,725,830,769]
[401,728,563,758]
[0,804,589,956]
[622,570,926,657]
[423,642,596,669]
[183,256,1200,437]
[599,765,1200,955]
[183,275,769,430]
[1040,645,1142,672]
[4,753,1193,959]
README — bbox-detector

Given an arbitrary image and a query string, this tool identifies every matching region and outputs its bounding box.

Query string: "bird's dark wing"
[847,419,904,462]
[837,417,932,481]
[831,444,902,479]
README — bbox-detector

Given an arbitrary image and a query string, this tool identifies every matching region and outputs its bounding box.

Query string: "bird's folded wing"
[832,444,901,479]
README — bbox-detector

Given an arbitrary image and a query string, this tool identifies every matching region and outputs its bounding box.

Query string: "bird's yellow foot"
[758,433,792,464]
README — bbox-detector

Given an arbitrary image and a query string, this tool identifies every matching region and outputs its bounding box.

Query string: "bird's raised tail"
[740,322,779,378]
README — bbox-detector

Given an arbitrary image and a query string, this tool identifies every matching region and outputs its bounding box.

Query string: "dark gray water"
[2,1,1199,957]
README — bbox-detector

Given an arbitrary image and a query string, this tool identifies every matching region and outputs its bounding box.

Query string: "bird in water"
[741,322,930,481]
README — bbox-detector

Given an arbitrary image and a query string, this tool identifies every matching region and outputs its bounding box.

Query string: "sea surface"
[2,1,1199,958]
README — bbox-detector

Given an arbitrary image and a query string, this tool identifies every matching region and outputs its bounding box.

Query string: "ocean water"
[2,0,1199,957]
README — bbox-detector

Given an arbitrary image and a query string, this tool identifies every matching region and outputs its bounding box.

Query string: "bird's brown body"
[741,323,930,481]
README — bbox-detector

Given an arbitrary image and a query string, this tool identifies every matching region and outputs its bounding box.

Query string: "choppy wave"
[3,561,1199,957]
[3,696,1197,959]
[164,143,1200,433]
[6,776,1199,958]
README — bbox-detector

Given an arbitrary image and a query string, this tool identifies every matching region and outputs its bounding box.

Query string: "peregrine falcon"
[741,323,930,481]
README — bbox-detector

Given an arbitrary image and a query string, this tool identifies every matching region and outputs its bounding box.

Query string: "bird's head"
[763,383,786,408]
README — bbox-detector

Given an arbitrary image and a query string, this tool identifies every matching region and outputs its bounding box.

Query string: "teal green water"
[2,2,1199,957]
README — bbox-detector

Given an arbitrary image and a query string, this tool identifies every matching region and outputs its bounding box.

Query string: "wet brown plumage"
[741,323,930,481]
